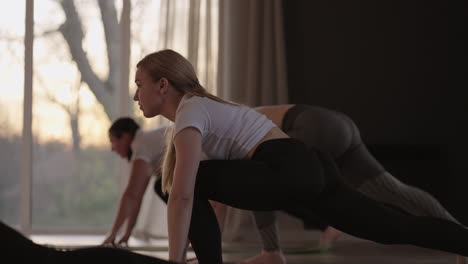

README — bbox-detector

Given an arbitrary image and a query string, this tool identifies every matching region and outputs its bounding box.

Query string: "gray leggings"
[358,172,459,223]
[252,104,459,251]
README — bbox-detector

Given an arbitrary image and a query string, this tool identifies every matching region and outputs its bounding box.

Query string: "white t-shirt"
[131,126,170,176]
[174,94,276,160]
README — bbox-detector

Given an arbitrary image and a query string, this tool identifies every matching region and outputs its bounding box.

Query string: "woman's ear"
[159,77,169,95]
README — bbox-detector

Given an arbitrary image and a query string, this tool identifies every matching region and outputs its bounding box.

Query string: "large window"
[31,0,120,231]
[0,0,218,233]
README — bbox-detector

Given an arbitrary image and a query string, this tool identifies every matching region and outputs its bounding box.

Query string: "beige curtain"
[218,0,298,244]
[218,0,288,107]
[133,0,219,239]
[156,0,218,94]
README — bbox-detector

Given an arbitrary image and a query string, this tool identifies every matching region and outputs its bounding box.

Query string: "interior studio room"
[1,0,467,263]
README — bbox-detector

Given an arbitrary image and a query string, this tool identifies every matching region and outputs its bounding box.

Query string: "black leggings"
[186,138,468,263]
[0,221,175,264]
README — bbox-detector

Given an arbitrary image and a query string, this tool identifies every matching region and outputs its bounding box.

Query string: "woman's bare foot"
[456,255,466,264]
[240,250,287,264]
[318,226,343,249]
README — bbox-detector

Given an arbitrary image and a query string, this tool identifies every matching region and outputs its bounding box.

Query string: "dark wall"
[283,0,467,222]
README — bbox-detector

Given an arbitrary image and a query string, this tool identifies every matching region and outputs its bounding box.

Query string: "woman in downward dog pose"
[132,49,468,264]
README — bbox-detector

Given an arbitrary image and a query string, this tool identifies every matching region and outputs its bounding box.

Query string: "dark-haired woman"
[104,117,169,246]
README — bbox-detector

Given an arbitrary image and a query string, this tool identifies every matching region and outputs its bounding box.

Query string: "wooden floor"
[221,241,456,264]
[33,234,458,264]
[136,240,456,264]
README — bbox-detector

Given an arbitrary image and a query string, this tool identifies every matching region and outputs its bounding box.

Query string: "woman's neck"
[161,92,184,122]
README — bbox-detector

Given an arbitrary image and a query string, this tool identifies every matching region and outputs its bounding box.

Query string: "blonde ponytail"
[161,126,176,194]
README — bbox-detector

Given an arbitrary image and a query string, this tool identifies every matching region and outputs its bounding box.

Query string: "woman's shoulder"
[177,94,203,110]
[176,95,213,117]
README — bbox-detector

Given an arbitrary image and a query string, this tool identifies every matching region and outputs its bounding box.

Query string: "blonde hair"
[137,49,235,194]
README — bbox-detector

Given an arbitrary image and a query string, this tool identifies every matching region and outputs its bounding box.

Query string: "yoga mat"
[222,245,331,254]
[44,244,331,254]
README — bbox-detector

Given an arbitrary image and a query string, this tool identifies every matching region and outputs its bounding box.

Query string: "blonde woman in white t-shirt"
[132,49,468,264]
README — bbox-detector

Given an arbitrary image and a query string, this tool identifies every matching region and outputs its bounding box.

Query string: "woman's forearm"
[110,160,152,240]
[110,193,142,236]
[167,196,194,262]
[120,194,144,237]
